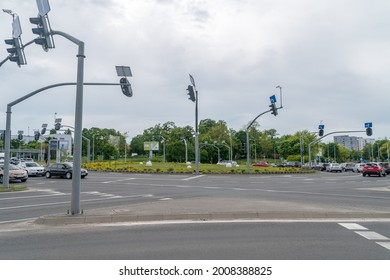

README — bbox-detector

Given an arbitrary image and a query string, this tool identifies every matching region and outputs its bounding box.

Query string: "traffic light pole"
[246,109,272,173]
[2,81,129,189]
[308,130,365,167]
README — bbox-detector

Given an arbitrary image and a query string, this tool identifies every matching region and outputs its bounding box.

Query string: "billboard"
[144,141,159,151]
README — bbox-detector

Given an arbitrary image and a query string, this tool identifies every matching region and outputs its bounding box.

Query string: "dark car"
[45,162,88,179]
[362,162,386,177]
[320,163,329,171]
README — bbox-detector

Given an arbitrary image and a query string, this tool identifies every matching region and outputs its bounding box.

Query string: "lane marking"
[0,194,154,211]
[376,242,390,251]
[0,193,66,201]
[101,178,136,184]
[355,231,389,240]
[338,223,368,230]
[182,175,206,181]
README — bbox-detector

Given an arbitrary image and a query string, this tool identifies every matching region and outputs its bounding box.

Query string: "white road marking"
[159,198,172,201]
[355,231,389,240]
[0,193,66,201]
[101,178,136,184]
[338,223,368,230]
[182,175,206,181]
[0,194,153,211]
[376,242,390,251]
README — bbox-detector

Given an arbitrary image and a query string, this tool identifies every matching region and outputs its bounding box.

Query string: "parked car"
[285,161,302,168]
[19,161,45,176]
[362,162,386,177]
[252,162,269,167]
[45,162,88,179]
[217,160,238,166]
[326,163,343,172]
[320,163,330,171]
[341,163,355,172]
[353,163,365,173]
[381,162,390,175]
[0,163,28,183]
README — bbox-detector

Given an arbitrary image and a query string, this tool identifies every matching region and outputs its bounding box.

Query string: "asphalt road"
[1,221,389,259]
[1,171,390,260]
[1,171,390,223]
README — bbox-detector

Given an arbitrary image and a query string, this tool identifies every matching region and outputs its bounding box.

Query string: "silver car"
[19,161,45,176]
[326,163,343,173]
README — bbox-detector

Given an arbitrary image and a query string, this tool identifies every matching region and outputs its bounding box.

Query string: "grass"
[0,185,28,192]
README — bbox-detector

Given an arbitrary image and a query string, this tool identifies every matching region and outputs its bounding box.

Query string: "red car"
[362,163,386,177]
[252,162,269,167]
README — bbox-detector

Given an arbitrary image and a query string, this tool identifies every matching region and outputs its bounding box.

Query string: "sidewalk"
[35,197,390,225]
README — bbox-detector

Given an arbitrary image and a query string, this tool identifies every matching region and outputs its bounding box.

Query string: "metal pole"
[195,90,199,174]
[71,41,85,215]
[246,110,271,172]
[183,138,188,163]
[308,130,365,167]
[2,81,127,188]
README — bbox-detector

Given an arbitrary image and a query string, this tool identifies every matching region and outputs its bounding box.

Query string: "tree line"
[2,119,389,163]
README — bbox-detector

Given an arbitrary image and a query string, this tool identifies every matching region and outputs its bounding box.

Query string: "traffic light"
[269,103,278,116]
[41,127,46,135]
[18,133,23,140]
[4,38,26,66]
[29,15,54,51]
[319,129,324,137]
[120,77,133,97]
[187,85,196,102]
[34,131,40,141]
[366,127,373,136]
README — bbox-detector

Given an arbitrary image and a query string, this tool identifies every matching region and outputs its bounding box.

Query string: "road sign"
[36,0,51,16]
[365,122,372,128]
[269,95,277,104]
[318,124,325,130]
[12,16,22,38]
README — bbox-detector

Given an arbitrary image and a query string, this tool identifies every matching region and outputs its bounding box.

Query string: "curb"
[34,212,390,226]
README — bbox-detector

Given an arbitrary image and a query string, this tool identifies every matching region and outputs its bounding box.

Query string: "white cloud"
[1,0,390,141]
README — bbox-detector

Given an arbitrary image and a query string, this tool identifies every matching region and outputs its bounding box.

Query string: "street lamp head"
[276,85,281,89]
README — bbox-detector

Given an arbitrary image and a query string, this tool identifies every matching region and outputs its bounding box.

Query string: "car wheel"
[21,179,27,182]
[378,173,381,177]
[362,173,366,177]
[45,172,51,178]
[65,172,72,179]
[0,175,2,183]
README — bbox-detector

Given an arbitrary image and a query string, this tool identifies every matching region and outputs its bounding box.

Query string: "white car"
[326,163,343,173]
[19,161,45,176]
[353,163,365,173]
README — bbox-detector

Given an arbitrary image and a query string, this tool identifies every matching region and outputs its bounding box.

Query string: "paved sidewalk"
[35,197,390,225]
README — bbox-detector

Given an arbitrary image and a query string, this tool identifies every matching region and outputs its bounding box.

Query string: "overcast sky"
[1,0,390,142]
